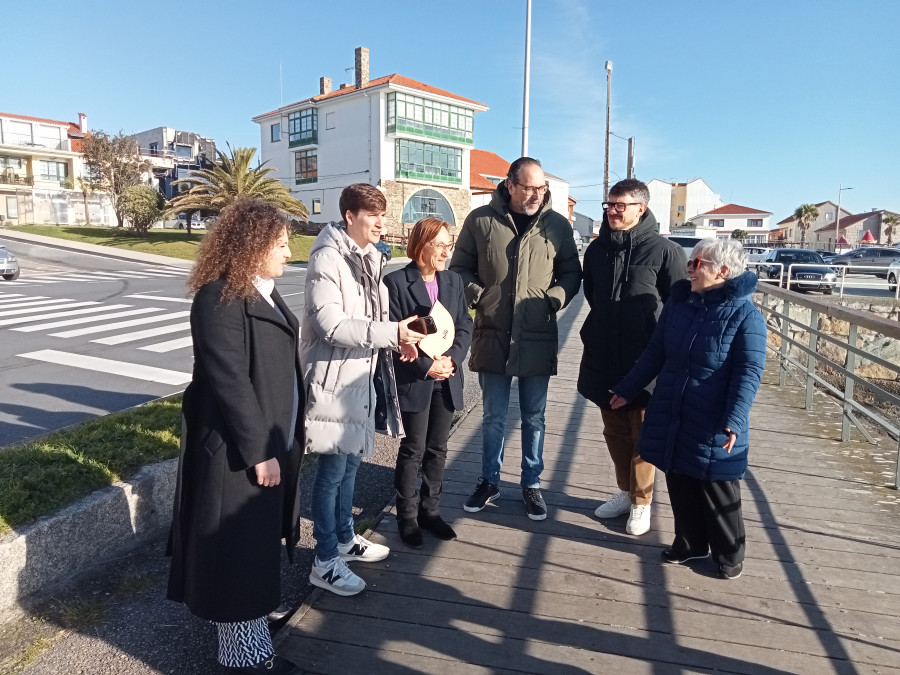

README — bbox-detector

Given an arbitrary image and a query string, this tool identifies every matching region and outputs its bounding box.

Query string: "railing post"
[779,300,791,386]
[805,309,819,410]
[842,323,858,442]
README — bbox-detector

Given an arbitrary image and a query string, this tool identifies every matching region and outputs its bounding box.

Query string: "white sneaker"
[626,504,651,536]
[594,490,631,518]
[338,534,390,563]
[309,556,366,596]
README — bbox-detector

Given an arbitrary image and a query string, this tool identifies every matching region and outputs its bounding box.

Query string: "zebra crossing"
[1,289,197,385]
[0,265,188,287]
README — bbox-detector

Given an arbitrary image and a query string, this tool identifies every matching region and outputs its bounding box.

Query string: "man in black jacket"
[577,179,686,536]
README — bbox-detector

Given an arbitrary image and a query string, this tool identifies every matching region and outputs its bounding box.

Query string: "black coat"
[577,210,686,410]
[384,263,473,412]
[167,279,304,623]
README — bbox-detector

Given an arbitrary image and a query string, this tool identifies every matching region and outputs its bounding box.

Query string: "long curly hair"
[187,196,290,301]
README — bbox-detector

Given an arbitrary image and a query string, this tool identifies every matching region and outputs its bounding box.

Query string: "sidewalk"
[276,293,900,674]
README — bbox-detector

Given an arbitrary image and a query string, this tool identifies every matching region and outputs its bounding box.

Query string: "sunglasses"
[687,257,717,271]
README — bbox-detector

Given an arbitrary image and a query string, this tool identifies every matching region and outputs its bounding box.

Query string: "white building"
[773,200,853,243]
[685,204,773,243]
[646,178,723,234]
[130,127,216,200]
[252,47,488,236]
[0,111,114,226]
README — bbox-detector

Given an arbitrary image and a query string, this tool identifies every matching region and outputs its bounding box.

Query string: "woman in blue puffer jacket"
[610,238,766,580]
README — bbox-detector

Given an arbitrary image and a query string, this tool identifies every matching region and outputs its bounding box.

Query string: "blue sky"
[7,0,898,222]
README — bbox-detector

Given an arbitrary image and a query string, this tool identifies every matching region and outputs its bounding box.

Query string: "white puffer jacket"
[300,224,402,456]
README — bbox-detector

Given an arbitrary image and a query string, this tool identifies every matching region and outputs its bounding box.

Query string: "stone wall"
[380,180,473,240]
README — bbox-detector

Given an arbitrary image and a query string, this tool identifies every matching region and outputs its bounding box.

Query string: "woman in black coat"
[167,197,304,675]
[384,217,473,548]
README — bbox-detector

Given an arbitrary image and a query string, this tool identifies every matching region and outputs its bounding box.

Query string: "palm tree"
[793,203,819,248]
[167,145,309,228]
[883,213,899,246]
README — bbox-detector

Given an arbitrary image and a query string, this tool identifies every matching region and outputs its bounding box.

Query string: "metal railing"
[754,282,900,488]
[0,173,34,186]
[0,132,69,151]
[749,261,900,299]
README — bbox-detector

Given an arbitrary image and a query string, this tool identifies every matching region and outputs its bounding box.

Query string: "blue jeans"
[479,372,550,489]
[311,453,362,561]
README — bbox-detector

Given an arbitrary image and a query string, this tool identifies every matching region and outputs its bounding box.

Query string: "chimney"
[340,83,350,89]
[355,46,369,89]
[78,112,87,133]
[320,77,332,95]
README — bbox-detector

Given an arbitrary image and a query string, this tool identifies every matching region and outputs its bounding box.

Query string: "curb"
[0,459,177,614]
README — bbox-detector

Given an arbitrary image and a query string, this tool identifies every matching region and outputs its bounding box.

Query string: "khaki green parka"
[449,182,582,377]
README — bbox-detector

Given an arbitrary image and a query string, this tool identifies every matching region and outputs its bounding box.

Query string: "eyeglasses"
[602,201,643,212]
[514,182,549,197]
[687,256,717,271]
[427,242,454,252]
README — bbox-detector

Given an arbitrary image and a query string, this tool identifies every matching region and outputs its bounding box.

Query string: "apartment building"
[646,178,723,234]
[130,127,216,200]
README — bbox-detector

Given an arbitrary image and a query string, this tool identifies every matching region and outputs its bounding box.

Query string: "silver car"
[0,242,20,281]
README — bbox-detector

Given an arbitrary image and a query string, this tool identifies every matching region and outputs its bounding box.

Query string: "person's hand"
[427,355,454,379]
[398,316,427,345]
[722,428,737,454]
[399,343,418,361]
[255,457,281,487]
[609,392,629,410]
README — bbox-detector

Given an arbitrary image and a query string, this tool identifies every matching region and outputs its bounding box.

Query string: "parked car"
[887,259,900,292]
[744,245,772,262]
[573,230,584,253]
[175,213,203,230]
[665,235,704,258]
[374,239,392,264]
[826,247,900,277]
[756,249,836,294]
[0,242,20,281]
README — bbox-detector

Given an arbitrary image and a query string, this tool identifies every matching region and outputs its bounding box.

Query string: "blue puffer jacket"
[613,271,767,481]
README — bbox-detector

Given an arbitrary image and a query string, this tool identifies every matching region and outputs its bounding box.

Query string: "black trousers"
[395,380,454,520]
[666,471,745,570]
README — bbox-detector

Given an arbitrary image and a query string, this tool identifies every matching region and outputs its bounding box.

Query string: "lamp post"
[835,184,853,251]
[521,0,532,157]
[603,60,613,201]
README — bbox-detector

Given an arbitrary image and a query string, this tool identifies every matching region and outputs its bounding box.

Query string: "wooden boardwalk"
[278,295,900,674]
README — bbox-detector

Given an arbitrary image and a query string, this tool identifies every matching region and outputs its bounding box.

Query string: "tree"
[81,131,150,228]
[121,185,165,235]
[731,229,747,242]
[167,145,308,228]
[793,203,819,248]
[883,213,899,246]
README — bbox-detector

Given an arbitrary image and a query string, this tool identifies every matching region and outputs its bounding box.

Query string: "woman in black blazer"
[167,197,304,675]
[384,218,473,548]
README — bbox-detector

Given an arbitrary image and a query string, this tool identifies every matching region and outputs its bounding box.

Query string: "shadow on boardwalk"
[279,294,900,674]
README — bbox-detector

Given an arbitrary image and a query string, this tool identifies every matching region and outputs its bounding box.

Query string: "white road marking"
[92,322,190,345]
[0,301,98,318]
[0,304,133,327]
[0,295,49,305]
[0,298,76,310]
[0,293,29,301]
[11,307,160,332]
[139,336,193,353]
[50,311,191,337]
[124,294,192,303]
[18,349,191,385]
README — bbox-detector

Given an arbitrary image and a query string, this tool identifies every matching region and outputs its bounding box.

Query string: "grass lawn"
[0,397,183,535]
[6,225,405,263]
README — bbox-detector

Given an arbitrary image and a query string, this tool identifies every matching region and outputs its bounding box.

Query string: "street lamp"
[603,60,612,201]
[835,184,853,251]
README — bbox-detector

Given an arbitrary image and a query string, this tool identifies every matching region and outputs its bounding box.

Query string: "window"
[271,123,281,142]
[401,188,455,225]
[289,108,317,147]
[396,139,461,183]
[747,219,762,228]
[149,143,159,157]
[175,145,192,159]
[387,93,474,144]
[6,196,18,218]
[38,160,67,182]
[325,112,335,130]
[677,205,684,212]
[312,198,321,214]
[709,219,724,227]
[295,150,317,184]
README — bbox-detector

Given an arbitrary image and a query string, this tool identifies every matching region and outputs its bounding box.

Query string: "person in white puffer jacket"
[300,183,424,597]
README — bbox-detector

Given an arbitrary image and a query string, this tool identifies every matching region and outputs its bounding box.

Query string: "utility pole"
[627,137,635,179]
[521,0,532,157]
[603,61,612,200]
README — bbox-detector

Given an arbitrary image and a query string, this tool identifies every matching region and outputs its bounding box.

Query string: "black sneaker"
[463,478,500,512]
[661,546,710,565]
[522,487,547,521]
[718,562,743,580]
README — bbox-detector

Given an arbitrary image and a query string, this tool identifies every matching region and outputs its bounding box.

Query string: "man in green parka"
[450,157,582,521]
